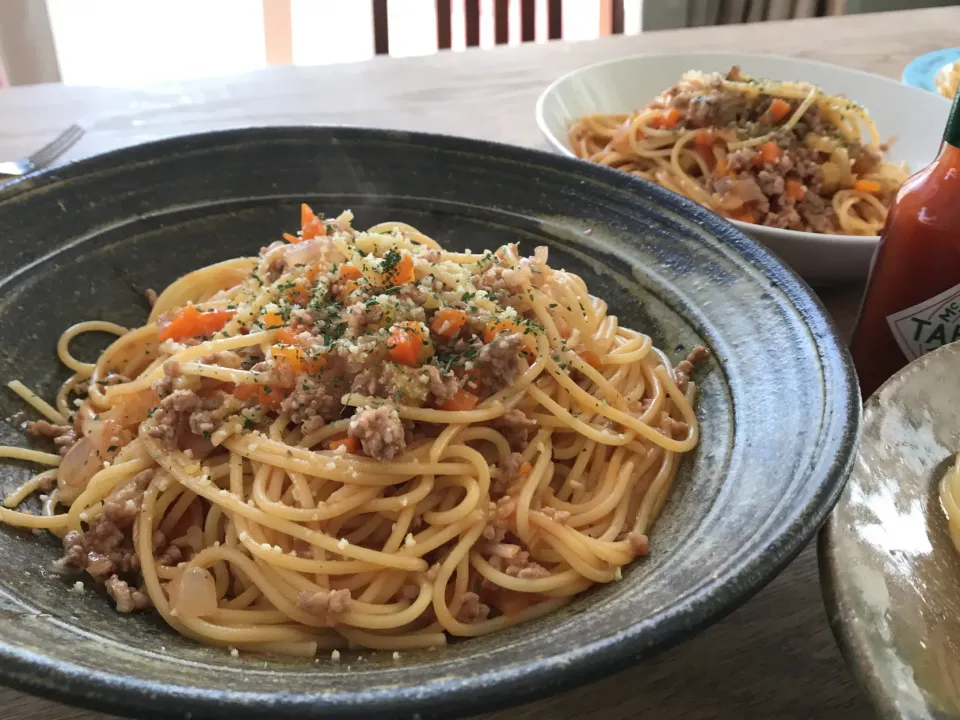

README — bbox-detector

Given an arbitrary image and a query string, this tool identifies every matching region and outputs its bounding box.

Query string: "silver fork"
[0,124,85,177]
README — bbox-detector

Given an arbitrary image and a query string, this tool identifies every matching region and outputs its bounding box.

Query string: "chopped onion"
[167,567,218,618]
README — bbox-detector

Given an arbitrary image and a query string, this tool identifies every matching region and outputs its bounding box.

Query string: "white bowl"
[536,52,951,284]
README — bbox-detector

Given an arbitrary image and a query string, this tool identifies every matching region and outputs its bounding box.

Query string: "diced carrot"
[328,435,361,454]
[483,319,524,344]
[286,280,312,307]
[387,321,432,367]
[283,232,300,244]
[339,264,363,281]
[382,253,414,287]
[485,319,535,361]
[232,382,290,410]
[756,141,782,166]
[729,209,757,224]
[694,144,715,166]
[661,107,681,129]
[786,179,806,201]
[768,98,791,122]
[518,462,533,478]
[456,366,483,394]
[275,327,299,345]
[305,265,321,284]
[580,350,602,369]
[430,308,468,338]
[854,179,881,193]
[301,204,325,241]
[261,311,285,329]
[158,305,235,342]
[273,343,326,375]
[494,591,543,617]
[338,279,360,301]
[647,114,663,130]
[714,157,730,178]
[257,384,288,411]
[694,129,715,146]
[233,384,259,402]
[440,388,479,411]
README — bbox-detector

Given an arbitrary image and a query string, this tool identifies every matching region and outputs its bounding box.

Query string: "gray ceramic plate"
[822,341,960,720]
[0,127,858,719]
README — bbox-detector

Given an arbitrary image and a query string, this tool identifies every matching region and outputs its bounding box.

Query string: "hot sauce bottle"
[850,91,960,398]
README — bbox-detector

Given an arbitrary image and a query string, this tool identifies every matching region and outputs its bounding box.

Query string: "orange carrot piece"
[283,232,300,244]
[768,98,791,122]
[286,280,312,307]
[383,253,414,287]
[276,327,299,345]
[261,311,285,329]
[661,108,681,129]
[300,204,325,241]
[339,264,363,281]
[388,322,430,367]
[430,308,468,338]
[854,179,881,193]
[580,350,602,369]
[694,129,715,146]
[756,141,781,166]
[786,179,806,201]
[714,157,730,178]
[440,388,479,411]
[158,306,235,342]
[729,209,757,224]
[328,435,361,454]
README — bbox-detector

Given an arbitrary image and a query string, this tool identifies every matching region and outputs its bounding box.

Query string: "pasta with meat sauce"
[0,206,706,655]
[569,66,908,236]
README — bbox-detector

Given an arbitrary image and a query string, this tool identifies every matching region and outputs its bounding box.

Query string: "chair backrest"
[643,0,844,31]
[0,0,60,86]
[372,0,563,55]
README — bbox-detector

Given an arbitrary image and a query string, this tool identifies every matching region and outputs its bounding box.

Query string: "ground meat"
[660,413,689,439]
[674,345,709,394]
[297,588,351,624]
[757,169,785,197]
[187,391,231,437]
[103,469,154,525]
[476,333,524,393]
[351,362,397,398]
[61,469,151,580]
[627,532,649,557]
[423,365,458,403]
[492,409,537,450]
[151,359,183,398]
[493,451,524,495]
[348,405,406,461]
[725,148,758,173]
[144,288,158,308]
[281,376,341,434]
[25,420,77,455]
[456,592,490,623]
[344,301,380,338]
[503,551,550,579]
[146,389,199,446]
[105,575,151,613]
[199,351,242,369]
[540,506,571,524]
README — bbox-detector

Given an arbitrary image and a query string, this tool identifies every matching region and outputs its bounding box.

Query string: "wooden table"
[0,6,953,718]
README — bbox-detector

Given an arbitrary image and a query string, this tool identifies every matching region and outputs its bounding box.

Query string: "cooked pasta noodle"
[936,60,960,100]
[0,206,707,656]
[569,66,908,236]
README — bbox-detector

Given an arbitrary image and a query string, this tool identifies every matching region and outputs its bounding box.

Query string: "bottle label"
[887,282,960,361]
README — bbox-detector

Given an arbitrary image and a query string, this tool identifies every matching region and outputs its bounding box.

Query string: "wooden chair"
[372,0,564,55]
[0,0,60,86]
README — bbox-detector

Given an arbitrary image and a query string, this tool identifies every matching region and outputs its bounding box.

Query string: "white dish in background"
[536,52,951,285]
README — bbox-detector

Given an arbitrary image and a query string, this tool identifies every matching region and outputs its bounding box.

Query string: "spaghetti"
[935,60,960,100]
[569,66,908,236]
[0,206,706,656]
